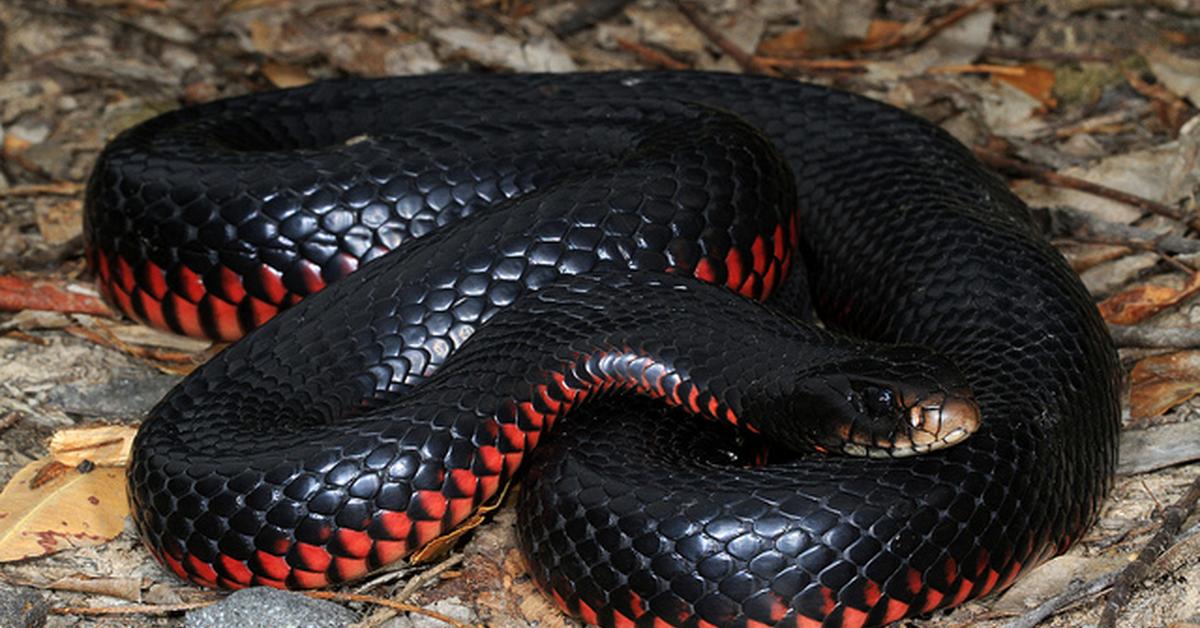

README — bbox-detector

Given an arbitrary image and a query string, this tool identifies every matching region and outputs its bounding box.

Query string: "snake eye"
[855,385,898,420]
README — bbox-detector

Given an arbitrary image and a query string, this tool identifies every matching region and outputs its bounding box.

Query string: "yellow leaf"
[0,459,128,562]
[260,62,312,89]
[49,424,137,467]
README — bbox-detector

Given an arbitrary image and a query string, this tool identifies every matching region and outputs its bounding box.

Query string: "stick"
[670,0,777,75]
[52,601,215,616]
[1098,475,1200,627]
[974,148,1198,231]
[1003,569,1122,628]
[304,591,475,627]
[615,38,690,70]
[1108,324,1200,348]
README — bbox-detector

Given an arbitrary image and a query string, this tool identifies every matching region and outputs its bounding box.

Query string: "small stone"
[0,584,49,628]
[185,587,358,628]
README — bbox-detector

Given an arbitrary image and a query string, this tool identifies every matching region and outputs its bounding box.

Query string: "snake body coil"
[85,73,1121,627]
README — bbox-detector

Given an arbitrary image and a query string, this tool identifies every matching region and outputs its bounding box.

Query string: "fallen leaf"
[1144,44,1200,108]
[994,64,1057,108]
[756,27,808,57]
[49,424,137,468]
[0,459,128,562]
[759,19,907,58]
[48,575,144,601]
[1098,272,1200,325]
[860,19,906,48]
[1129,351,1200,418]
[260,61,311,89]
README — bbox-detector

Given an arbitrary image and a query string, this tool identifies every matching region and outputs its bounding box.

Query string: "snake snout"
[895,385,981,455]
[832,378,980,458]
[803,347,981,458]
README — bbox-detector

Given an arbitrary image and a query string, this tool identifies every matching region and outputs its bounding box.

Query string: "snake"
[84,72,1121,627]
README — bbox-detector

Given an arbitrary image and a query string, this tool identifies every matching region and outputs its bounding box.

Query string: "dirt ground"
[0,1,1198,626]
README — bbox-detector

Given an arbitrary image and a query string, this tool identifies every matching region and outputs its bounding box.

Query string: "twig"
[63,324,201,371]
[0,182,84,198]
[1003,568,1122,628]
[981,45,1116,63]
[753,56,870,73]
[394,554,465,603]
[1052,104,1150,139]
[0,410,22,432]
[354,554,467,628]
[52,601,215,616]
[974,148,1199,231]
[927,63,1029,77]
[304,591,474,628]
[670,0,777,75]
[1098,475,1200,627]
[615,38,690,70]
[1047,205,1200,255]
[1108,324,1200,348]
[857,0,1008,53]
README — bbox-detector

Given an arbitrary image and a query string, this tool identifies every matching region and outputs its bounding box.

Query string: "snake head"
[788,348,981,458]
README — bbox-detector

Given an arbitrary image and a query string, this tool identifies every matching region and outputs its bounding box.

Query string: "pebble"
[185,587,357,628]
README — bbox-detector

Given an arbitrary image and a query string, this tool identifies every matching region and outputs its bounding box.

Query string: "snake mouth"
[837,386,981,458]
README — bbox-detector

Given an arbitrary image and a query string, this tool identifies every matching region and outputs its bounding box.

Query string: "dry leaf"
[260,61,311,88]
[0,460,128,561]
[994,64,1057,108]
[757,27,809,57]
[48,575,144,601]
[860,19,905,48]
[1098,272,1200,325]
[1129,351,1200,418]
[757,19,903,58]
[1144,45,1200,108]
[49,424,137,467]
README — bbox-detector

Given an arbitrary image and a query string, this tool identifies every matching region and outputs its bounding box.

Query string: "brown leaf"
[858,19,906,49]
[260,61,311,89]
[994,64,1057,108]
[1098,272,1200,325]
[48,575,144,602]
[756,19,905,58]
[1130,351,1200,418]
[247,19,277,55]
[0,459,128,562]
[756,27,809,57]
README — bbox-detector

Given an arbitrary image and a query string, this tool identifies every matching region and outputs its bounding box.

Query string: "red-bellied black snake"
[84,72,1121,627]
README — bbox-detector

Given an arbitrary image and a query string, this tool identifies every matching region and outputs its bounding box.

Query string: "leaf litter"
[0,0,1197,626]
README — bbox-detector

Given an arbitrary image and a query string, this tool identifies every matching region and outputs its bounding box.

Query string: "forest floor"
[0,1,1198,626]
